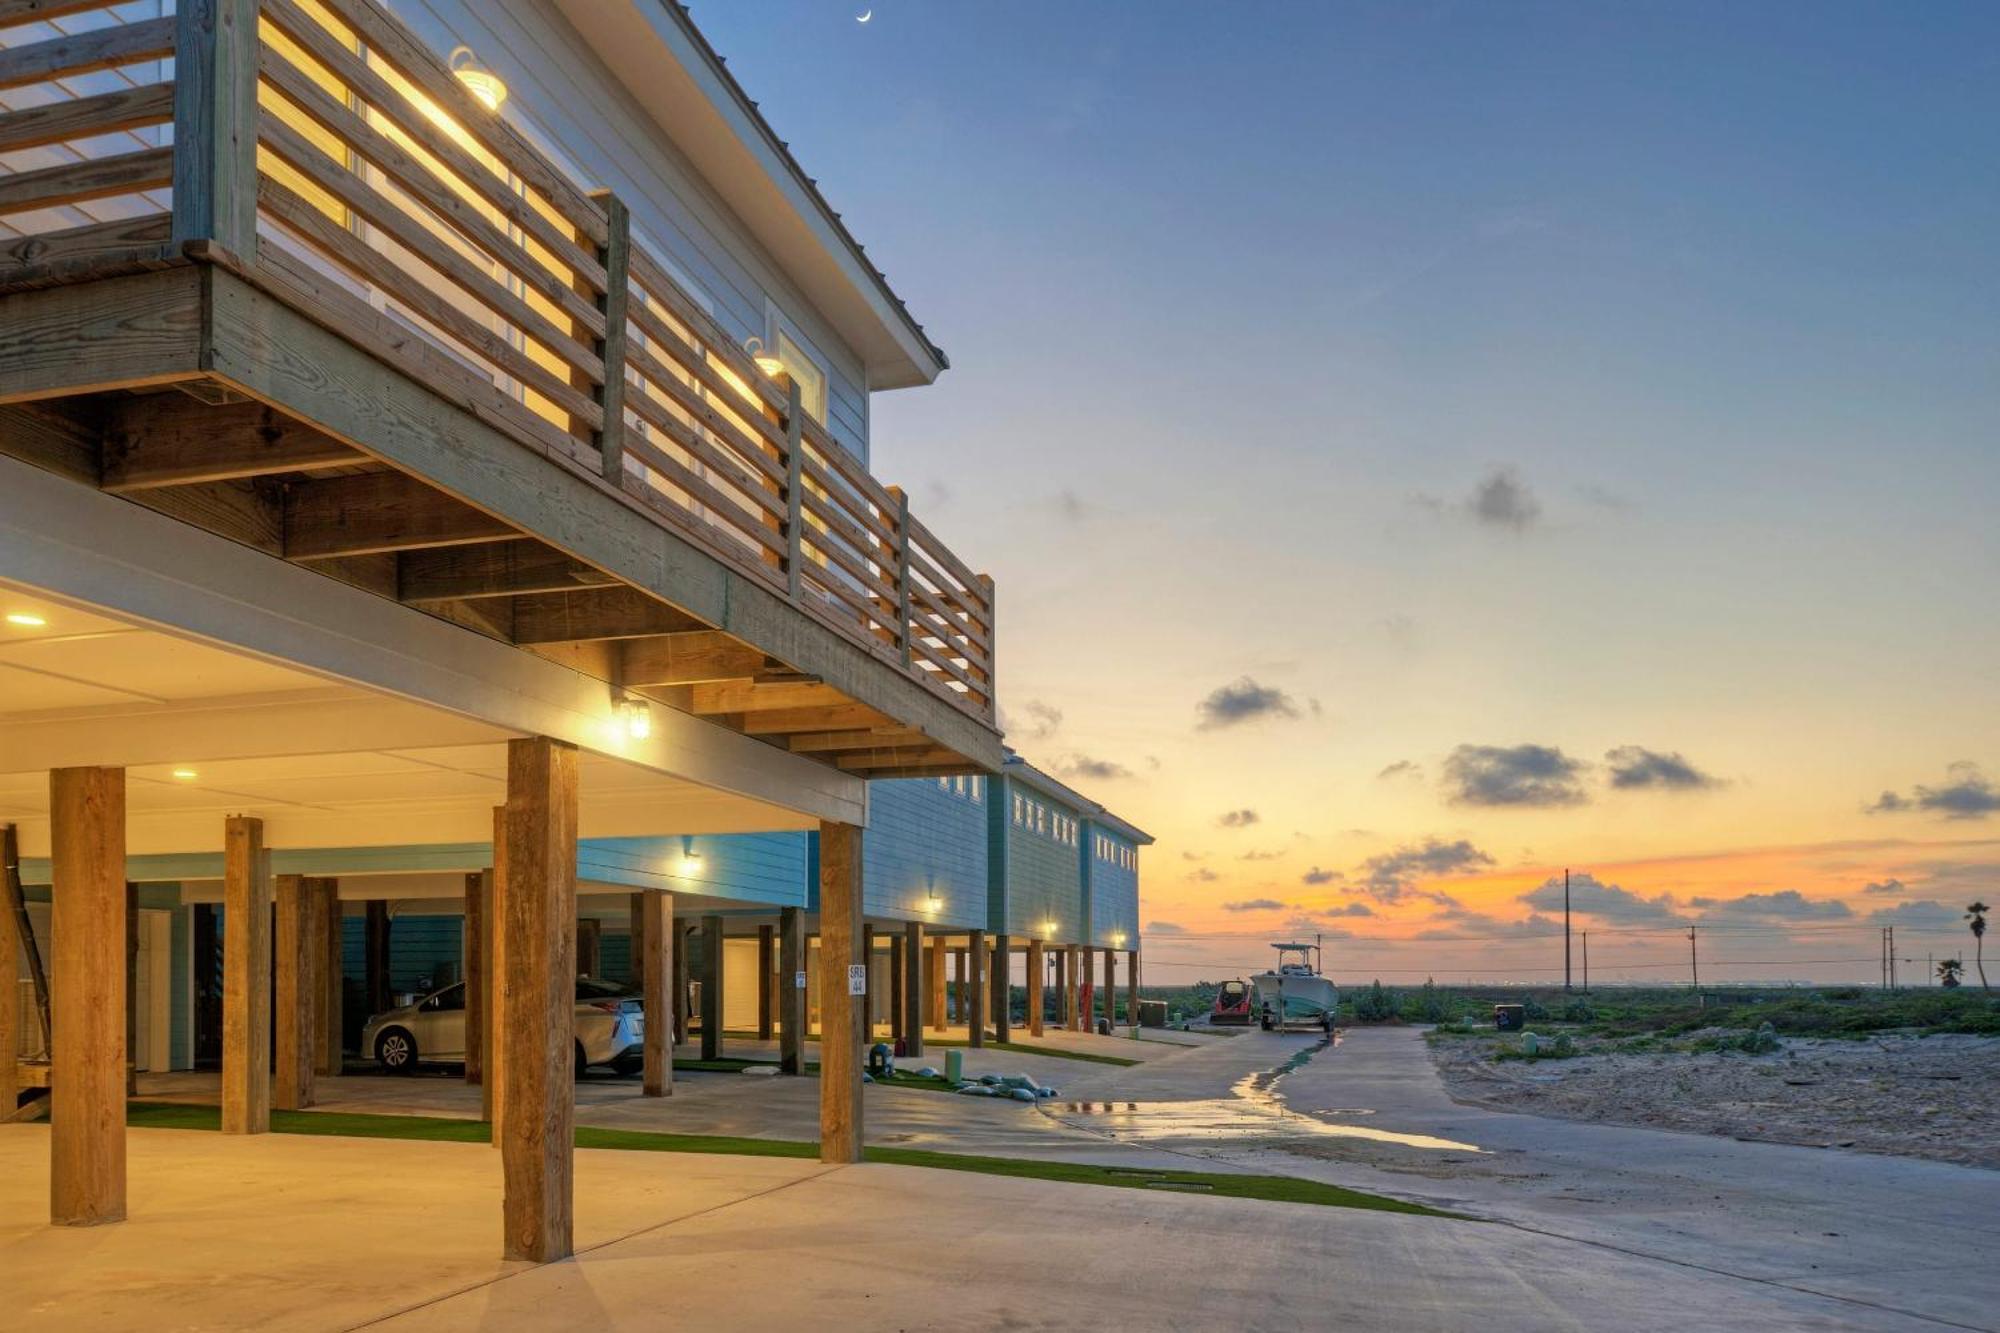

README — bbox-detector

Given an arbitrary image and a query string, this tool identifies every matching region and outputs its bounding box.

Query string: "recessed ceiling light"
[172,768,198,780]
[5,612,46,627]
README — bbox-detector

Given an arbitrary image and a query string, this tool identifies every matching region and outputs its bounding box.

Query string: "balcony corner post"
[783,379,804,599]
[894,488,913,668]
[171,0,261,259]
[977,572,996,717]
[586,190,630,489]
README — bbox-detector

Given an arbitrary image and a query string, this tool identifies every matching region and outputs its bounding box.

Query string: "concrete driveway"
[0,1124,1949,1332]
[1045,1026,2000,1331]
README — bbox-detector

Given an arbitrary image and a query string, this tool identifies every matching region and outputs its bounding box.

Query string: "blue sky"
[694,2,2000,980]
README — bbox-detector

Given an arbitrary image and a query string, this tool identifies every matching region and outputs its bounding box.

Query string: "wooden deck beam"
[509,585,705,644]
[101,398,362,491]
[398,539,616,604]
[618,631,766,687]
[283,470,514,559]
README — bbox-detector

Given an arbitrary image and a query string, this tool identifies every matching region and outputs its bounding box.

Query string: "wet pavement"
[1048,1025,1999,1332]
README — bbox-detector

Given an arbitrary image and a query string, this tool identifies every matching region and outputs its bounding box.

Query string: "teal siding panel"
[860,777,987,927]
[996,777,1087,942]
[582,833,809,906]
[1087,828,1141,949]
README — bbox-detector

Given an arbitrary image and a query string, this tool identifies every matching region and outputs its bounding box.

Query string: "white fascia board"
[553,0,944,389]
[0,453,864,826]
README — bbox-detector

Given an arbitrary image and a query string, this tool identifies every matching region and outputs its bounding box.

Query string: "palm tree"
[1968,902,1989,992]
[1937,958,1963,988]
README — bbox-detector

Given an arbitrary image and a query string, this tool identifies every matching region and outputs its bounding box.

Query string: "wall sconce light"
[1042,920,1057,940]
[925,879,941,909]
[449,46,508,111]
[743,335,787,380]
[678,835,702,878]
[617,693,651,741]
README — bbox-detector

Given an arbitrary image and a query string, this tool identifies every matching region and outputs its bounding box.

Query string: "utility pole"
[1582,931,1589,995]
[1687,925,1699,992]
[1889,926,1896,989]
[1563,867,1572,993]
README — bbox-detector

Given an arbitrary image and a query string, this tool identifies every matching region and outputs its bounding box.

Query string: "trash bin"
[1493,1003,1526,1032]
[1137,1000,1169,1028]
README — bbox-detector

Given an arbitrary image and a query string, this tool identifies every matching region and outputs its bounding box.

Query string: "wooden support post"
[1027,939,1045,1038]
[700,914,723,1061]
[485,807,504,1137]
[274,873,316,1111]
[463,872,484,1086]
[673,921,692,1044]
[1128,949,1139,1029]
[629,894,648,994]
[0,827,17,1113]
[314,879,342,1077]
[929,939,946,1033]
[966,930,986,1048]
[364,899,390,1015]
[577,915,601,979]
[586,189,630,487]
[1079,947,1095,1034]
[889,933,904,1043]
[125,882,138,1096]
[756,923,775,1041]
[1066,945,1082,1030]
[171,0,259,257]
[950,947,964,1026]
[1103,949,1117,1029]
[221,814,270,1136]
[992,934,1011,1044]
[640,892,671,1097]
[901,921,924,1057]
[778,906,805,1075]
[49,768,126,1225]
[861,923,875,1031]
[500,737,577,1264]
[817,821,864,1164]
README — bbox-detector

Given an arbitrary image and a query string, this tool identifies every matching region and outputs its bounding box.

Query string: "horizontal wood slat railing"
[0,0,995,722]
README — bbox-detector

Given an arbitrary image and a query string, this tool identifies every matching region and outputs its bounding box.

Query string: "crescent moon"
[857,9,872,21]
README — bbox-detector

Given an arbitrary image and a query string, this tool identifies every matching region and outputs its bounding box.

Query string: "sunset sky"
[699,2,2000,983]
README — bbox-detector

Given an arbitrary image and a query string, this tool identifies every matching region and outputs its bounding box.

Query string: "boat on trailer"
[1251,942,1339,1032]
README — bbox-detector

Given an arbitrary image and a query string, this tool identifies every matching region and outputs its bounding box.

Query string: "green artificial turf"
[918,1038,1140,1067]
[123,1102,1452,1215]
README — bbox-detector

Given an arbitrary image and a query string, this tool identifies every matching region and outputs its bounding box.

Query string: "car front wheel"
[376,1027,417,1075]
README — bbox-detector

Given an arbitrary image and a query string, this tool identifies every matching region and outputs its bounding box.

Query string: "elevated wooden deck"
[0,0,998,776]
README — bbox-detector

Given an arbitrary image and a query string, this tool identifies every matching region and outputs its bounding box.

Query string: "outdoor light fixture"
[1042,920,1057,940]
[618,693,650,741]
[678,835,703,878]
[926,879,942,908]
[171,768,198,781]
[742,335,786,379]
[448,46,507,111]
[5,611,46,627]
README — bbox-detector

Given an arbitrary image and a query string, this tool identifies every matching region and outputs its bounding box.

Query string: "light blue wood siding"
[1086,825,1140,949]
[582,833,809,907]
[991,775,1087,942]
[859,778,988,927]
[391,0,874,460]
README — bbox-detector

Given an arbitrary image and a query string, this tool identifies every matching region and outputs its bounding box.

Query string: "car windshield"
[575,977,635,1001]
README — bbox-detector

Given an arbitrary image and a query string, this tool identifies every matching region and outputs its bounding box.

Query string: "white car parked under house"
[360,978,646,1078]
